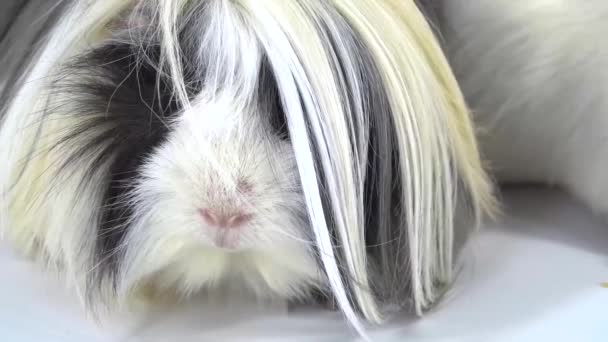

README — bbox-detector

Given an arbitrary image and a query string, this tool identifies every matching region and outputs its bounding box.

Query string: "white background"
[1,187,607,341]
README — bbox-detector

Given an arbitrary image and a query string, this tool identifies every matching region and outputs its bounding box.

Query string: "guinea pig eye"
[258,58,290,141]
[268,104,289,141]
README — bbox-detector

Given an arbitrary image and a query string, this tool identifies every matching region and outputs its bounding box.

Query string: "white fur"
[118,94,323,299]
[438,0,608,217]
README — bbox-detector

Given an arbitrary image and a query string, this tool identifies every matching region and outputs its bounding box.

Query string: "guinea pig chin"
[111,104,324,298]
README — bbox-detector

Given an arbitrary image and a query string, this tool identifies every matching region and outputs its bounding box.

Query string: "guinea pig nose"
[198,208,252,229]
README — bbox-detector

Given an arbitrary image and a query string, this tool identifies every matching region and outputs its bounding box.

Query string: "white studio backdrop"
[0,187,607,341]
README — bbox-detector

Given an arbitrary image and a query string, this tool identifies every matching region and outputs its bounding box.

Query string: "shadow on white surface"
[1,187,607,341]
[396,187,608,342]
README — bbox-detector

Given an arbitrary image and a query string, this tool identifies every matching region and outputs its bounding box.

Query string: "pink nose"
[198,208,252,229]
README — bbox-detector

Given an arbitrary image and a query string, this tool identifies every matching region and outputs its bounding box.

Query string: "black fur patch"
[54,41,189,284]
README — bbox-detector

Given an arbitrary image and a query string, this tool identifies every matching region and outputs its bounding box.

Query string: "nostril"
[227,213,252,228]
[198,209,219,226]
[198,208,251,229]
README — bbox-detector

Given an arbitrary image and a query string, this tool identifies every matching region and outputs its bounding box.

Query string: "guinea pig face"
[125,99,318,291]
[43,36,325,300]
[144,100,300,252]
[127,98,324,296]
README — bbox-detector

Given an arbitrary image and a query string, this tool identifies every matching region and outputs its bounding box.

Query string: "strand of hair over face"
[231,0,494,331]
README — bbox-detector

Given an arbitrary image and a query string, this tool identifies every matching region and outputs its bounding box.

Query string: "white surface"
[1,187,607,341]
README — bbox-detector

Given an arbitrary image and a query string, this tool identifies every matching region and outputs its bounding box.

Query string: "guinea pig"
[0,0,495,337]
[431,0,608,221]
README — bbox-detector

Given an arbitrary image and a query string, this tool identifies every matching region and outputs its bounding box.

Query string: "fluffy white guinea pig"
[431,0,608,218]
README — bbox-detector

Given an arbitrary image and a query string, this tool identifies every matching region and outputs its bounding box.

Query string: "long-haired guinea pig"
[2,0,607,337]
[1,2,494,333]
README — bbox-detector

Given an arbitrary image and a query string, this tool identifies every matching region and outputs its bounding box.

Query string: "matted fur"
[0,0,495,336]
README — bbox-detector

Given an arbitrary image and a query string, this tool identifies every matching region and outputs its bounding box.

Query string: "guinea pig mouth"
[211,228,241,250]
